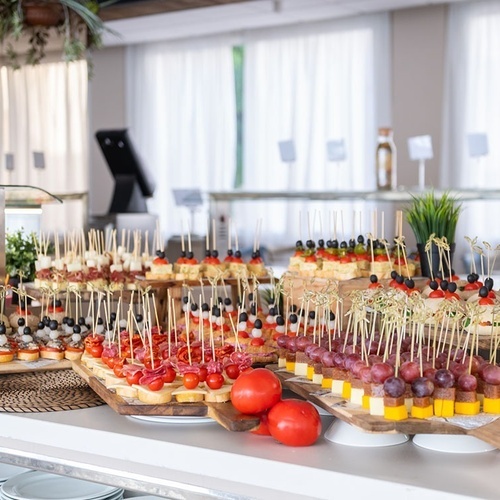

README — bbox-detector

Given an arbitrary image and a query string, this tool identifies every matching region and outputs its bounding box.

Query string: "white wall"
[392,4,448,189]
[88,46,127,216]
[87,5,450,213]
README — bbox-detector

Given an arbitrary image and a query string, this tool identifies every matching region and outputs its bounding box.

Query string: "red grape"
[370,362,395,384]
[309,346,326,363]
[434,368,455,388]
[351,360,368,377]
[411,377,434,397]
[344,353,361,371]
[457,373,477,392]
[359,366,372,384]
[383,376,406,398]
[286,337,298,352]
[481,364,500,385]
[276,335,288,348]
[296,335,312,351]
[423,367,437,383]
[450,361,468,380]
[321,350,336,368]
[399,361,421,383]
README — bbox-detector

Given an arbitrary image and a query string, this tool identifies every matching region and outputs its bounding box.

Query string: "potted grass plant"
[404,191,462,278]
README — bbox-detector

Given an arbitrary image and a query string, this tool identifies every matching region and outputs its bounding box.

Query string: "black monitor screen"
[95,129,155,198]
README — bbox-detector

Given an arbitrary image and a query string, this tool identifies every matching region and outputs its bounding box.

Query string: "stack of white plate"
[0,471,124,500]
[0,465,31,489]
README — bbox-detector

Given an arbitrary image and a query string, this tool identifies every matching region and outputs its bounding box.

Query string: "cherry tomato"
[206,372,225,390]
[183,372,200,389]
[148,378,165,391]
[143,356,162,370]
[238,331,249,339]
[162,366,177,383]
[198,366,208,382]
[230,368,282,415]
[113,360,126,378]
[250,411,271,436]
[225,363,240,380]
[267,399,321,446]
[89,344,104,358]
[126,370,143,386]
[250,338,265,346]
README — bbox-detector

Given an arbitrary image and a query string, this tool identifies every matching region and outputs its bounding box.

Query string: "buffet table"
[0,405,498,499]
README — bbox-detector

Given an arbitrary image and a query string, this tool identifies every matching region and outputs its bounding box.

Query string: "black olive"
[268,306,276,316]
[295,240,303,248]
[472,273,479,282]
[49,320,58,330]
[390,270,398,280]
[37,322,45,330]
[254,319,262,329]
[239,312,248,322]
[448,282,457,293]
[332,240,339,249]
[78,317,86,326]
[289,304,298,312]
[326,240,333,248]
[289,313,298,324]
[205,249,211,258]
[405,278,415,289]
[73,325,81,334]
[190,303,198,311]
[97,317,104,325]
[62,316,69,325]
[136,314,144,322]
[357,235,365,244]
[485,277,494,291]
[0,324,6,335]
[467,274,475,284]
[202,303,210,312]
[479,286,489,298]
[182,296,189,304]
[329,311,336,321]
[212,249,219,258]
[234,250,242,258]
[429,280,438,291]
[306,240,315,249]
[396,275,404,285]
[224,297,232,306]
[179,250,186,258]
[309,311,315,319]
[370,274,378,283]
[250,304,257,315]
[349,238,355,248]
[440,280,449,291]
[318,239,325,248]
[17,318,25,327]
[276,315,285,326]
[55,299,62,308]
[212,307,221,317]
[248,293,254,302]
[110,312,117,321]
[43,316,50,326]
[340,241,347,249]
[23,326,31,335]
[187,251,194,259]
[226,249,234,257]
[67,318,75,327]
[156,250,166,259]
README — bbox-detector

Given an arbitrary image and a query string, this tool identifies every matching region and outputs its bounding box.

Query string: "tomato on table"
[267,399,321,446]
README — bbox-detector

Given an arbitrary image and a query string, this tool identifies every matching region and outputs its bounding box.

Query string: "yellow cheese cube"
[285,361,295,373]
[455,400,480,415]
[362,394,370,410]
[307,365,314,380]
[433,399,455,417]
[411,405,434,419]
[321,378,332,389]
[384,405,408,421]
[342,381,352,399]
[483,397,500,414]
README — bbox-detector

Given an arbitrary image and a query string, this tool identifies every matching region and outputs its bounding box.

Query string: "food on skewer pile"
[277,236,500,421]
[288,210,419,281]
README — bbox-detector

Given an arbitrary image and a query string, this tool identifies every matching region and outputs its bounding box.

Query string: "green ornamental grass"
[404,191,462,245]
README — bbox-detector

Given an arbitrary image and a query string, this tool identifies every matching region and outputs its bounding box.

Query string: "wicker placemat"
[0,370,105,413]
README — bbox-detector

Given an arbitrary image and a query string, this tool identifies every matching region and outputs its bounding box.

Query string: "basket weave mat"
[0,370,105,413]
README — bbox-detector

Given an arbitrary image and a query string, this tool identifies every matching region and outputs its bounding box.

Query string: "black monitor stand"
[109,175,148,214]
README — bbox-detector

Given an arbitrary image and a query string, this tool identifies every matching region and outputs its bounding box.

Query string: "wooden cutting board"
[0,358,71,374]
[270,365,500,449]
[72,361,259,432]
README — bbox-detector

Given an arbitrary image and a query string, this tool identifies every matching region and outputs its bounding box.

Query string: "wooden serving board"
[0,359,72,374]
[72,361,259,432]
[270,365,500,449]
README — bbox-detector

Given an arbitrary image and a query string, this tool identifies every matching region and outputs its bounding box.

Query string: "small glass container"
[376,127,397,190]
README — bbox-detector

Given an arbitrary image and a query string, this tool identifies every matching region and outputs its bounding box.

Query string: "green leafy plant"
[0,0,117,72]
[6,229,39,282]
[404,191,462,245]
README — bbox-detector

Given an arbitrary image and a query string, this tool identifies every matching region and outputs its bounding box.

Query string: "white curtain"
[442,1,500,264]
[0,60,88,234]
[126,37,236,241]
[236,13,391,249]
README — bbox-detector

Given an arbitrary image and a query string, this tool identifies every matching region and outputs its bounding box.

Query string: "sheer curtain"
[126,36,237,240]
[442,1,500,260]
[236,14,391,249]
[0,60,88,233]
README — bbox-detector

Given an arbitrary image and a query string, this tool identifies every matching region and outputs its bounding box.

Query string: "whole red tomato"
[206,372,225,390]
[250,411,271,436]
[230,368,281,415]
[126,370,143,386]
[267,399,321,446]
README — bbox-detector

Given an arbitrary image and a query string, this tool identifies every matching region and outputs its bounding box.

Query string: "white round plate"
[128,415,215,424]
[412,434,496,453]
[125,496,163,500]
[1,471,122,500]
[0,465,31,483]
[324,420,409,447]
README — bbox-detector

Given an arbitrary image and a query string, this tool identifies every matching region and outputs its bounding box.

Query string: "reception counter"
[0,405,498,499]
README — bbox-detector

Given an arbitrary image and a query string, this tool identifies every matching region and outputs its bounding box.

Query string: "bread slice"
[64,348,84,361]
[0,351,15,363]
[40,348,65,361]
[135,384,176,404]
[109,383,139,399]
[17,349,40,362]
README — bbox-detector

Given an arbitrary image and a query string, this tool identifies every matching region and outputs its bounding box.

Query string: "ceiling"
[100,0,468,46]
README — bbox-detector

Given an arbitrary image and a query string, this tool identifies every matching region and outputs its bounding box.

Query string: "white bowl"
[324,419,409,447]
[412,434,496,453]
